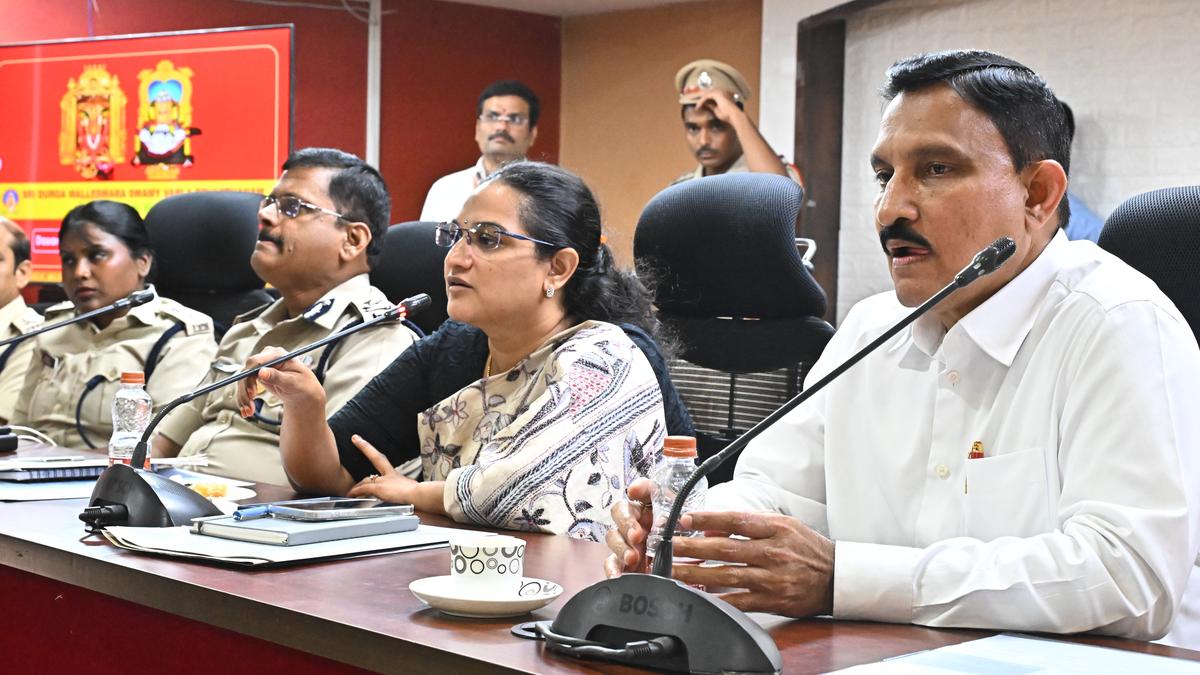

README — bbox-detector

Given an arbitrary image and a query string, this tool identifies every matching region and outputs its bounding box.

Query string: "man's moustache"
[258,230,283,247]
[695,146,716,157]
[489,132,515,142]
[878,221,933,253]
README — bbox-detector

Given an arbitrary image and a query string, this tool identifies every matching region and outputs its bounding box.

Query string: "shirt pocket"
[963,446,1054,542]
[89,368,125,438]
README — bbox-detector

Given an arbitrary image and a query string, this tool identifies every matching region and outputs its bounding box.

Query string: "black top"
[329,321,694,481]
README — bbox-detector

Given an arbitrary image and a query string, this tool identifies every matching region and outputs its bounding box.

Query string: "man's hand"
[604,477,655,578]
[670,511,835,618]
[696,89,748,125]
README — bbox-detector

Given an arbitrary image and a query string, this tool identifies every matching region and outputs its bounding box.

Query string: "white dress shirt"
[709,232,1200,646]
[418,157,487,223]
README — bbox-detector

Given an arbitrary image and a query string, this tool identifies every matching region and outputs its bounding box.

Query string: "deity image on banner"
[132,59,201,180]
[59,65,127,180]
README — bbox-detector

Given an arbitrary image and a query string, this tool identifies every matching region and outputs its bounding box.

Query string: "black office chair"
[1099,185,1200,338]
[369,221,449,336]
[144,191,273,339]
[635,173,835,483]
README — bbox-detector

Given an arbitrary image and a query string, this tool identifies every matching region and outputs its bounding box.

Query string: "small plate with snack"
[162,469,256,504]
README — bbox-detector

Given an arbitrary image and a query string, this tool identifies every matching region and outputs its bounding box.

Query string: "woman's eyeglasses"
[262,194,346,221]
[435,221,556,251]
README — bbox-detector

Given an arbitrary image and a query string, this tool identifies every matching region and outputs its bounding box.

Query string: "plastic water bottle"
[108,371,153,469]
[646,435,707,562]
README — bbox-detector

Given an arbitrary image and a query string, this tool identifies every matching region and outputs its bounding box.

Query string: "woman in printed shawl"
[240,162,672,541]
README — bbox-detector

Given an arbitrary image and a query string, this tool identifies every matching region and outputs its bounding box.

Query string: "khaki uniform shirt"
[12,287,216,448]
[161,274,418,486]
[672,152,803,186]
[0,296,44,423]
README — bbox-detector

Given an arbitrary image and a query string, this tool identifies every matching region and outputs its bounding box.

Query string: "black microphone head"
[400,293,432,316]
[992,236,1017,267]
[955,236,1018,287]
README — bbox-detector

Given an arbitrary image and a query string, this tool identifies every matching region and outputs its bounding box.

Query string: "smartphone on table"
[268,498,414,521]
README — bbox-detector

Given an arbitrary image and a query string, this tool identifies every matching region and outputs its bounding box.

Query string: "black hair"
[881,50,1071,228]
[281,147,391,270]
[477,80,540,128]
[1061,101,1076,141]
[60,200,155,280]
[0,218,29,270]
[486,161,665,346]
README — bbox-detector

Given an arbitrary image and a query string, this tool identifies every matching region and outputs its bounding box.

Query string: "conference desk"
[3,450,1199,673]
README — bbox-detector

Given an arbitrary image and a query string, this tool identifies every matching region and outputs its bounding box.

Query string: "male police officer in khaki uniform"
[155,148,418,486]
[0,218,43,423]
[672,59,803,186]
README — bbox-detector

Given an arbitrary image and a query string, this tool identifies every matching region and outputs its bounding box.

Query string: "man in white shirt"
[419,80,540,222]
[606,50,1200,646]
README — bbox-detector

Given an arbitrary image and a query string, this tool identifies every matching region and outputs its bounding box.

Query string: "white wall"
[835,0,1200,318]
[758,0,844,155]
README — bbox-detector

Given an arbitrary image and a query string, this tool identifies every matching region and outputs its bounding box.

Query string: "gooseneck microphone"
[0,288,156,349]
[79,293,431,530]
[127,292,431,469]
[534,238,1016,674]
[650,236,1016,573]
[0,289,156,452]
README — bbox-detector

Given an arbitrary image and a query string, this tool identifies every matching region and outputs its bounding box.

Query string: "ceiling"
[436,0,711,18]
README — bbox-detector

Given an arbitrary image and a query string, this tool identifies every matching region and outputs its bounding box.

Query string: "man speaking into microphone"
[607,50,1200,647]
[154,148,418,485]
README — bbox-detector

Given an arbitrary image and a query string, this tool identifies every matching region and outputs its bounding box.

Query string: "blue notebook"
[191,513,419,546]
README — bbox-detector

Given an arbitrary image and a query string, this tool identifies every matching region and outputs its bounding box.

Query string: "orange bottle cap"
[120,371,145,384]
[663,435,697,458]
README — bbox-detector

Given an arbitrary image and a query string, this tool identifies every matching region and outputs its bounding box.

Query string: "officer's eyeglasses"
[262,194,346,221]
[478,112,529,127]
[435,221,556,252]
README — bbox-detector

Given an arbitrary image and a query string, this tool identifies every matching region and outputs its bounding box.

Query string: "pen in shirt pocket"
[965,441,985,493]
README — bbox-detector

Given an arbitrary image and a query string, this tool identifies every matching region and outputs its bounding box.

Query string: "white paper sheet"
[831,633,1197,674]
[103,523,458,566]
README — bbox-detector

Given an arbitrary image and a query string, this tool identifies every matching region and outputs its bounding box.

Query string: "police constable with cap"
[154,148,418,486]
[672,58,803,186]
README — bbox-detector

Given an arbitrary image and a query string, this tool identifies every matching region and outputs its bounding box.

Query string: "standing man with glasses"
[419,80,540,223]
[154,147,418,485]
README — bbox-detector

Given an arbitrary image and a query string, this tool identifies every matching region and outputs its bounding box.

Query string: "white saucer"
[408,575,563,618]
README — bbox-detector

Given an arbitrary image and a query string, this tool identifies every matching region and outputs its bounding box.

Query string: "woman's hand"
[345,434,418,503]
[236,346,324,418]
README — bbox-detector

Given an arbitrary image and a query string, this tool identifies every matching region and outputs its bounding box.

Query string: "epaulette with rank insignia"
[156,297,214,336]
[354,296,395,320]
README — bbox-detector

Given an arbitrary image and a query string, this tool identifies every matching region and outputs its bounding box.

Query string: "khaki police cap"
[675,59,752,105]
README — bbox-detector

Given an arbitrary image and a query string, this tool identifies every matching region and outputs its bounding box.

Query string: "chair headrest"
[144,191,266,292]
[369,221,449,334]
[1099,185,1200,337]
[634,173,826,319]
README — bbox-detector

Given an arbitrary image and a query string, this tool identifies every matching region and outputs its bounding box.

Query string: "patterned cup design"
[449,534,526,597]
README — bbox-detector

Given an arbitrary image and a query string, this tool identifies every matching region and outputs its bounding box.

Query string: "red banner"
[0,25,292,282]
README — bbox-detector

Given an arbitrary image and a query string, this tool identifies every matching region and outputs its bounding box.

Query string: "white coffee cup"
[449,534,526,597]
